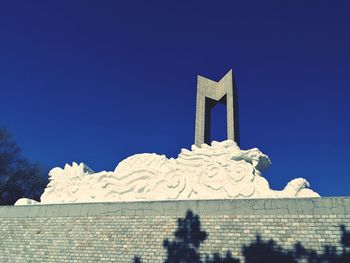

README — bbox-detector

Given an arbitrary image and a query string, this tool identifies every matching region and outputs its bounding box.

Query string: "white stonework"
[15,140,319,205]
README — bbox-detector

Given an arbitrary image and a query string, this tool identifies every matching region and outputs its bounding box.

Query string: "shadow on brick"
[133,210,350,263]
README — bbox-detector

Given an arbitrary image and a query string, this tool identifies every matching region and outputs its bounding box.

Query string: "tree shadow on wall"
[241,224,350,263]
[133,210,350,263]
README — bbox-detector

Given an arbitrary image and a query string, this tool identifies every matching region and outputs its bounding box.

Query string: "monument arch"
[194,70,240,146]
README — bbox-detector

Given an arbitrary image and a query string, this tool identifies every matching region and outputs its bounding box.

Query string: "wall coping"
[0,197,349,218]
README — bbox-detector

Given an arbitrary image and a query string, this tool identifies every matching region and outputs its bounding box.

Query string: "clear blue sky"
[0,1,349,196]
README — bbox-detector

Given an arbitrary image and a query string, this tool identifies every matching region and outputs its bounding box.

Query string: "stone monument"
[195,70,239,146]
[7,70,349,263]
[15,70,320,205]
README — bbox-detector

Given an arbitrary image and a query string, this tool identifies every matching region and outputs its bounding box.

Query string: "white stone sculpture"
[15,140,319,205]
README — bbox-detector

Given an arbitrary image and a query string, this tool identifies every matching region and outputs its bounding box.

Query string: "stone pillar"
[194,70,240,146]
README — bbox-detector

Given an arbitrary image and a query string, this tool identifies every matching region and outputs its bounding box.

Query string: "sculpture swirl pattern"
[15,140,319,205]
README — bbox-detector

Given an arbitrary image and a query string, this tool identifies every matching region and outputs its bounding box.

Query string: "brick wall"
[0,197,349,262]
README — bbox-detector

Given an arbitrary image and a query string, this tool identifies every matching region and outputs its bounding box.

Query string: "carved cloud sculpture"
[15,140,319,205]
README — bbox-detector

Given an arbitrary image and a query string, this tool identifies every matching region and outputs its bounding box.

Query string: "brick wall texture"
[0,197,349,262]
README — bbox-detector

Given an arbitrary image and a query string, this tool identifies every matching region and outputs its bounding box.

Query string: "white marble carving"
[14,140,319,205]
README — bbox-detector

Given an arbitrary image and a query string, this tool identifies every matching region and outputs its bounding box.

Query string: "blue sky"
[0,1,349,196]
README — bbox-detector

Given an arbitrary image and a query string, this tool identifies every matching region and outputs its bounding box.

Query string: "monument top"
[194,70,240,146]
